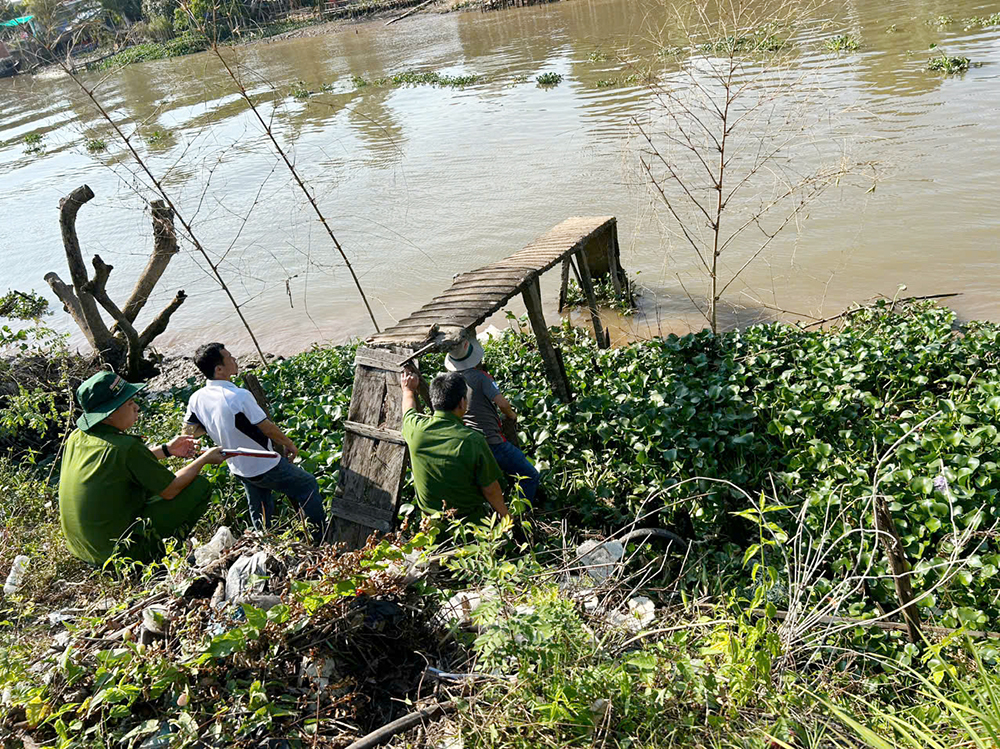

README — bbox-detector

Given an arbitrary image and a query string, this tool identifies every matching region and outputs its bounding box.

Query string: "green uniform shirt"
[401,408,502,522]
[59,424,175,565]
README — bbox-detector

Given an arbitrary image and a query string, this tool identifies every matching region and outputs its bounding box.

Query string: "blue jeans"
[490,442,540,503]
[240,457,326,543]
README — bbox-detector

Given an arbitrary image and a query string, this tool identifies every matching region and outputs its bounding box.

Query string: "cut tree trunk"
[44,185,188,380]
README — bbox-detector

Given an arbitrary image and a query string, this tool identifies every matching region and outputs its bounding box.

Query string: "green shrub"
[146,14,174,40]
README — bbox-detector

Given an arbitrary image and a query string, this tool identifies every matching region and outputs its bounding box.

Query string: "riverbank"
[5,302,1000,746]
[75,0,565,72]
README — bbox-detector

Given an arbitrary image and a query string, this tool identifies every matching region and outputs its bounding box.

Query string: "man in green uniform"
[400,369,507,522]
[59,371,228,566]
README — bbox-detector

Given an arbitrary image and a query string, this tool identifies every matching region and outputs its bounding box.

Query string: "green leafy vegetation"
[535,71,563,86]
[9,302,1000,744]
[91,33,209,70]
[289,80,311,99]
[826,33,861,52]
[353,70,483,88]
[700,23,788,55]
[85,138,107,153]
[927,54,973,73]
[22,132,43,153]
[965,13,1000,28]
[563,276,638,315]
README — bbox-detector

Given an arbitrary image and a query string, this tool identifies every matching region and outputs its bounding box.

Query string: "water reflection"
[0,0,998,355]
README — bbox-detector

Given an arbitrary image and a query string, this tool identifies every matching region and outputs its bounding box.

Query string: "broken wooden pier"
[330,216,627,548]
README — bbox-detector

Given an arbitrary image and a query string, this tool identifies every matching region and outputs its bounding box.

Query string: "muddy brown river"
[1,0,999,355]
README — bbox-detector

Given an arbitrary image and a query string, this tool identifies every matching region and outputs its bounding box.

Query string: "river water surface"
[1,0,999,355]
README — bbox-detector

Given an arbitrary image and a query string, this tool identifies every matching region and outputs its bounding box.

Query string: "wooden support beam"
[574,249,609,349]
[522,277,572,402]
[606,224,623,301]
[557,258,570,313]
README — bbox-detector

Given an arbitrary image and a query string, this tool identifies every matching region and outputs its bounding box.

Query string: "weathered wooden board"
[331,346,413,549]
[368,216,617,349]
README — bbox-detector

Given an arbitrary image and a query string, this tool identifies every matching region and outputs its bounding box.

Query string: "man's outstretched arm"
[256,419,299,460]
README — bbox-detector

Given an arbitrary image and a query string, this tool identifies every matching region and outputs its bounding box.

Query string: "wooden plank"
[522,277,572,402]
[355,347,407,372]
[330,496,396,532]
[575,249,608,349]
[333,345,412,549]
[344,420,406,445]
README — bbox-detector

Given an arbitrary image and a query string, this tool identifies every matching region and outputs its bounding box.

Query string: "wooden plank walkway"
[332,215,622,549]
[367,216,617,349]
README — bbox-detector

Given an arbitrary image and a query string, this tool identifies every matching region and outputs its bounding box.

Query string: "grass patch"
[825,33,860,52]
[927,54,973,73]
[535,71,563,86]
[85,138,106,153]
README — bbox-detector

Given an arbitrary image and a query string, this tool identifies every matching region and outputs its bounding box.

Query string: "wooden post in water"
[574,249,609,349]
[522,277,572,402]
[605,223,624,303]
[557,258,571,313]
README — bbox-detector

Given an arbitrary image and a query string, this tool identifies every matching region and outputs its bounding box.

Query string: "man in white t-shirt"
[183,343,327,543]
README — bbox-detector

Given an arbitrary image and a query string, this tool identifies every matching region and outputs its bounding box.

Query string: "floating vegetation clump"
[92,33,209,70]
[146,129,168,144]
[587,50,608,62]
[931,14,955,26]
[594,73,646,88]
[701,23,788,55]
[535,72,563,86]
[927,54,973,73]
[656,44,684,58]
[825,34,860,52]
[22,132,43,153]
[290,81,311,99]
[965,13,1000,28]
[85,139,106,153]
[354,71,482,88]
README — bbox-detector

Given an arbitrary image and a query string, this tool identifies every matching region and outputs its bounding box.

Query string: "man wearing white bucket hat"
[445,336,541,503]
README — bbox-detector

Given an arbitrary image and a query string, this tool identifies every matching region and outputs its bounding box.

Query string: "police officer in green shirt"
[400,369,508,522]
[59,371,229,566]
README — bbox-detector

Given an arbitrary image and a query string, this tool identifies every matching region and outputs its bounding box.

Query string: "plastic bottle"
[3,555,29,596]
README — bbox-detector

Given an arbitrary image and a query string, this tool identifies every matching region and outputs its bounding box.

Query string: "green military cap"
[75,371,147,431]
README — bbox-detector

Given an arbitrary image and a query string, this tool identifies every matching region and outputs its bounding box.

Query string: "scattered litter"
[576,539,624,583]
[193,526,237,567]
[605,596,657,632]
[3,554,29,595]
[435,587,496,626]
[225,551,269,603]
[47,610,77,627]
[628,596,656,627]
[142,605,172,635]
[301,656,338,690]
